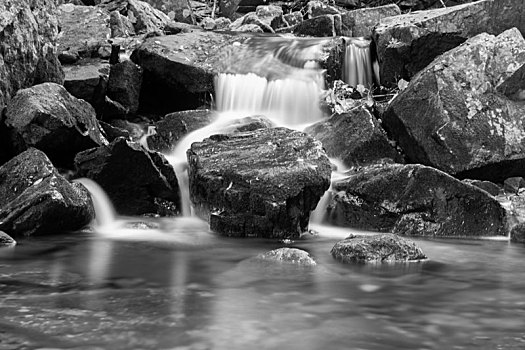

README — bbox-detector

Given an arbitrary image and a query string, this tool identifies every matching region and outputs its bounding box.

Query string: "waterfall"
[343,37,375,88]
[74,178,117,229]
[310,159,349,224]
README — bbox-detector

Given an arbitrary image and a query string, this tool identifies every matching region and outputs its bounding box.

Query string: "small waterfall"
[343,37,375,88]
[74,178,117,229]
[310,159,349,224]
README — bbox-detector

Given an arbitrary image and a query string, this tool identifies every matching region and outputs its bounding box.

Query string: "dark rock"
[462,179,501,197]
[304,106,402,168]
[220,0,242,19]
[327,163,508,237]
[201,17,231,30]
[255,248,317,266]
[108,10,135,37]
[496,63,525,101]
[147,109,214,152]
[108,119,148,141]
[107,60,143,116]
[284,12,303,27]
[0,231,16,247]
[0,148,94,236]
[232,23,265,33]
[99,0,170,34]
[102,96,130,119]
[293,14,341,37]
[382,29,525,181]
[307,1,341,18]
[57,4,111,59]
[331,233,427,264]
[510,222,525,243]
[99,120,131,141]
[335,0,358,8]
[188,127,332,238]
[75,137,180,216]
[373,0,525,87]
[341,4,400,37]
[63,59,110,112]
[5,83,108,168]
[504,177,525,195]
[0,0,63,109]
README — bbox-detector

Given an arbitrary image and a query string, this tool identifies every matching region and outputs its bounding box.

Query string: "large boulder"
[382,28,525,181]
[373,0,525,86]
[188,127,332,238]
[331,233,427,264]
[341,4,400,37]
[0,0,63,109]
[98,0,170,34]
[0,148,94,237]
[326,163,508,237]
[5,83,108,168]
[304,106,402,168]
[75,137,180,216]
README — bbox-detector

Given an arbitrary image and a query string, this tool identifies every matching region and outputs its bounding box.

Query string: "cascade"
[74,178,117,229]
[343,37,376,88]
[310,159,349,224]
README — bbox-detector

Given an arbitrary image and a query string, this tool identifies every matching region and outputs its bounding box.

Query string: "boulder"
[187,127,332,238]
[326,163,508,237]
[75,137,180,216]
[255,5,285,30]
[0,231,16,247]
[220,0,242,19]
[293,14,342,37]
[57,4,111,61]
[255,248,317,266]
[382,29,525,181]
[231,12,275,33]
[5,83,108,168]
[107,59,143,116]
[0,148,94,236]
[462,179,501,196]
[304,106,402,168]
[504,177,525,195]
[341,4,400,37]
[510,222,525,243]
[331,233,427,264]
[284,12,303,27]
[373,0,525,86]
[0,0,63,109]
[108,9,136,37]
[308,1,341,18]
[98,0,170,34]
[63,59,110,112]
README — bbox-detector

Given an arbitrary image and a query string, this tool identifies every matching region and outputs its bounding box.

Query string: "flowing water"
[343,37,376,88]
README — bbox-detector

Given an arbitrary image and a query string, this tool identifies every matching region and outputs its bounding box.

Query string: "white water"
[343,37,374,88]
[74,178,117,229]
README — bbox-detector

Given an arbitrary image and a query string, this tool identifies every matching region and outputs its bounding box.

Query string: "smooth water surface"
[1,220,524,350]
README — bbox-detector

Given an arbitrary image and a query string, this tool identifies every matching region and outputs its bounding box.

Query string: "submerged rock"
[75,137,180,216]
[5,83,108,168]
[255,248,317,266]
[331,234,427,264]
[188,127,332,238]
[0,148,94,236]
[0,231,16,247]
[327,163,508,237]
[382,28,525,182]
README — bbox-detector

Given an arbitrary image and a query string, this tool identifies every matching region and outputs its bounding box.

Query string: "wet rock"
[255,5,285,30]
[504,177,525,195]
[327,163,508,237]
[0,148,94,236]
[462,179,501,197]
[5,83,108,168]
[57,4,111,60]
[75,137,180,216]
[382,29,525,181]
[99,0,170,34]
[293,14,341,37]
[220,0,242,19]
[341,4,400,37]
[331,233,427,264]
[373,0,525,86]
[99,120,131,141]
[0,231,16,247]
[63,59,110,112]
[307,1,341,18]
[107,60,143,116]
[0,0,63,109]
[255,248,317,266]
[188,127,332,238]
[304,106,402,168]
[109,10,136,37]
[510,222,525,243]
[284,12,303,27]
[146,109,214,152]
[232,23,265,33]
[201,17,231,30]
[231,12,275,33]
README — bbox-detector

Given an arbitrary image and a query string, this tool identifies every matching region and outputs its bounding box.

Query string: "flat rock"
[382,28,525,181]
[255,248,317,266]
[188,127,332,238]
[75,137,180,216]
[5,83,108,168]
[327,163,508,237]
[0,148,94,236]
[63,58,110,112]
[331,233,427,264]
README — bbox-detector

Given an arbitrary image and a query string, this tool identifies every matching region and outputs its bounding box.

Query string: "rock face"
[304,106,402,168]
[107,59,143,116]
[327,164,508,237]
[293,15,342,37]
[188,127,332,238]
[0,0,63,109]
[0,148,94,236]
[5,83,108,168]
[255,248,317,266]
[341,4,400,38]
[382,29,525,181]
[63,59,110,112]
[331,234,427,264]
[373,0,525,86]
[75,137,180,216]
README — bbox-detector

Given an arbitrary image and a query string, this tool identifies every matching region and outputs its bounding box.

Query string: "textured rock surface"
[327,164,508,237]
[0,231,16,247]
[293,14,341,37]
[341,4,400,37]
[510,222,525,243]
[382,29,525,181]
[63,59,110,111]
[0,148,94,236]
[304,106,402,167]
[0,0,63,109]
[255,248,317,266]
[5,83,108,168]
[373,0,525,86]
[107,59,143,116]
[75,137,180,216]
[188,127,332,238]
[99,0,170,34]
[331,234,427,264]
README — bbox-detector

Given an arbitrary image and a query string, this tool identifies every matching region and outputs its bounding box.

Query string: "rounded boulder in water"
[0,231,16,247]
[255,248,317,266]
